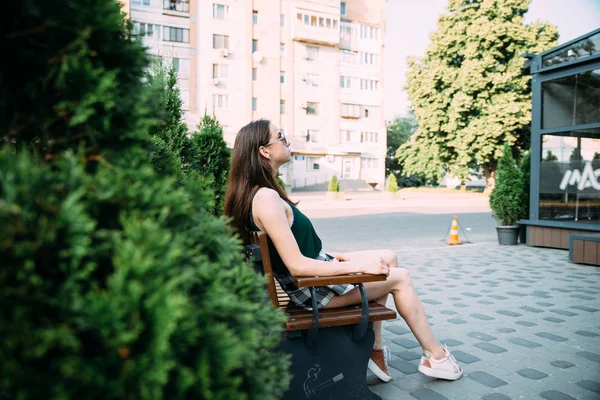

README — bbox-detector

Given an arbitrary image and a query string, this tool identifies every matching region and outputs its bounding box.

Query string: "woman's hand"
[363,257,390,276]
[331,252,349,262]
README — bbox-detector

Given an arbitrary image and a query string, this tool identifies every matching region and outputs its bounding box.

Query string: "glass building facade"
[525,28,600,237]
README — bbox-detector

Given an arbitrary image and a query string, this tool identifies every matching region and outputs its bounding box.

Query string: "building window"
[307,157,321,171]
[212,63,228,78]
[361,132,378,143]
[340,76,352,89]
[280,100,285,114]
[281,14,285,27]
[253,10,258,24]
[304,73,319,87]
[341,130,354,143]
[132,22,158,39]
[306,102,319,115]
[305,45,319,60]
[363,108,370,118]
[280,43,286,57]
[212,94,228,109]
[304,14,310,25]
[341,2,346,15]
[308,130,320,143]
[172,58,189,76]
[252,39,258,53]
[163,0,189,12]
[326,18,332,28]
[340,48,357,63]
[213,4,229,19]
[341,103,360,118]
[132,0,151,5]
[164,26,189,43]
[280,71,285,83]
[252,97,258,111]
[360,79,379,91]
[213,34,229,49]
[310,15,317,26]
[252,68,257,81]
[319,17,325,27]
[361,157,378,168]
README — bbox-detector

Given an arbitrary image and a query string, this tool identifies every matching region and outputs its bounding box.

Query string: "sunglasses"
[264,131,288,147]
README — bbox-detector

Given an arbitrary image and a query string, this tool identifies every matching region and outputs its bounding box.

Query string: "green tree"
[489,143,527,225]
[186,112,231,215]
[328,175,340,192]
[0,1,288,398]
[386,173,399,193]
[386,116,416,179]
[399,0,558,193]
[520,151,531,219]
[543,151,558,162]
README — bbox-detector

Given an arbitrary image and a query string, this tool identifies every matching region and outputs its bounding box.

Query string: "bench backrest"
[250,231,291,308]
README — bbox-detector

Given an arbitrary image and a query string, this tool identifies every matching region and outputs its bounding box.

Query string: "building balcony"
[339,34,358,50]
[162,0,189,13]
[292,23,339,46]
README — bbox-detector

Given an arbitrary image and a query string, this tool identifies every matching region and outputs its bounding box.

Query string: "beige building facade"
[127,0,386,189]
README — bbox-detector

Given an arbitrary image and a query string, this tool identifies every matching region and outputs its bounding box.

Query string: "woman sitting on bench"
[224,119,463,382]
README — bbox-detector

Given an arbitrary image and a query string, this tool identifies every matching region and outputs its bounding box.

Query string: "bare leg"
[326,254,444,359]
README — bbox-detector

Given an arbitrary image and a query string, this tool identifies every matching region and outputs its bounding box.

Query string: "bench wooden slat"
[285,302,397,331]
[294,273,387,288]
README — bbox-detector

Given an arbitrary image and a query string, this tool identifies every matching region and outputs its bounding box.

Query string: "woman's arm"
[253,189,387,277]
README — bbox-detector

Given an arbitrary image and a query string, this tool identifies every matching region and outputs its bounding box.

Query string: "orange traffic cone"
[446,216,462,245]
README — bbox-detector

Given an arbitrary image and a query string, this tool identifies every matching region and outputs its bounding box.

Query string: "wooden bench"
[569,233,600,266]
[245,231,397,400]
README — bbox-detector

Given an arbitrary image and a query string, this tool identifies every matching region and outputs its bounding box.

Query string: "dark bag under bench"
[245,231,397,400]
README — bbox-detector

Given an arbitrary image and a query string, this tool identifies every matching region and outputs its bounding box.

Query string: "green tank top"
[249,190,322,276]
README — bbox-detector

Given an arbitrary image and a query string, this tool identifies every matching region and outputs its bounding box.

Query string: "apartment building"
[127,0,386,189]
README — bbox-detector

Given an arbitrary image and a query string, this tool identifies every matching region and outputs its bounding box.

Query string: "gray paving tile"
[467,332,497,341]
[544,316,566,323]
[509,338,542,348]
[550,360,575,369]
[390,377,422,391]
[441,339,463,347]
[496,310,522,317]
[478,300,495,305]
[516,321,537,327]
[550,309,578,317]
[422,299,442,305]
[571,305,598,312]
[447,318,467,324]
[439,310,457,315]
[397,350,421,361]
[576,351,600,363]
[571,294,595,300]
[506,291,528,297]
[471,313,495,321]
[468,371,508,388]
[462,292,481,298]
[517,368,548,380]
[481,394,511,400]
[392,338,421,349]
[537,302,555,307]
[387,326,411,335]
[575,330,599,337]
[388,358,418,374]
[488,295,508,300]
[450,350,481,364]
[497,328,516,334]
[535,332,568,342]
[453,303,468,308]
[520,306,544,313]
[576,380,600,394]
[540,390,577,400]
[474,342,508,354]
[410,388,449,400]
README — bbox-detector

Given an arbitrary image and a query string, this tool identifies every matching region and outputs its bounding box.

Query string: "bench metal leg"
[280,323,381,400]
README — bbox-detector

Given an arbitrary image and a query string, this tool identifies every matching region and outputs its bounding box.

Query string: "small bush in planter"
[328,175,340,192]
[386,173,399,193]
[489,143,527,226]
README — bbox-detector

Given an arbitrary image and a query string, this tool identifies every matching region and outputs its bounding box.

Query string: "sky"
[383,0,600,120]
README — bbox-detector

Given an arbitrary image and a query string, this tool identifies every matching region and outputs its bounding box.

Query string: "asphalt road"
[310,211,498,253]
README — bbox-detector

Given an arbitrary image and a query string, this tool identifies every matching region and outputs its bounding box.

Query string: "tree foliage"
[0,0,289,398]
[399,0,558,191]
[328,175,340,192]
[489,143,527,225]
[386,173,399,193]
[386,116,416,178]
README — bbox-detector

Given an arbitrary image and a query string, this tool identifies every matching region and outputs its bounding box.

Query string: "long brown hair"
[224,119,296,243]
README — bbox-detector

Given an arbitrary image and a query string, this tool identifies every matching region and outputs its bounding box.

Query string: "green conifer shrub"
[489,144,527,226]
[328,175,340,192]
[0,0,289,398]
[386,173,399,193]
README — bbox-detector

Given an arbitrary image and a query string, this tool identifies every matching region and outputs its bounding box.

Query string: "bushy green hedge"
[328,175,340,192]
[0,0,289,398]
[489,144,527,226]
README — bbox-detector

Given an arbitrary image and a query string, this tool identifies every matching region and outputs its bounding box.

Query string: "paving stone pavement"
[366,244,600,400]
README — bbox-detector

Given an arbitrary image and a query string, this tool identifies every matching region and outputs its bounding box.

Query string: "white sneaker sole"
[367,359,393,382]
[418,364,463,380]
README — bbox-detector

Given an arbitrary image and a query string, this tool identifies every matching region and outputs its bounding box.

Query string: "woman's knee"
[382,249,398,268]
[390,267,411,286]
